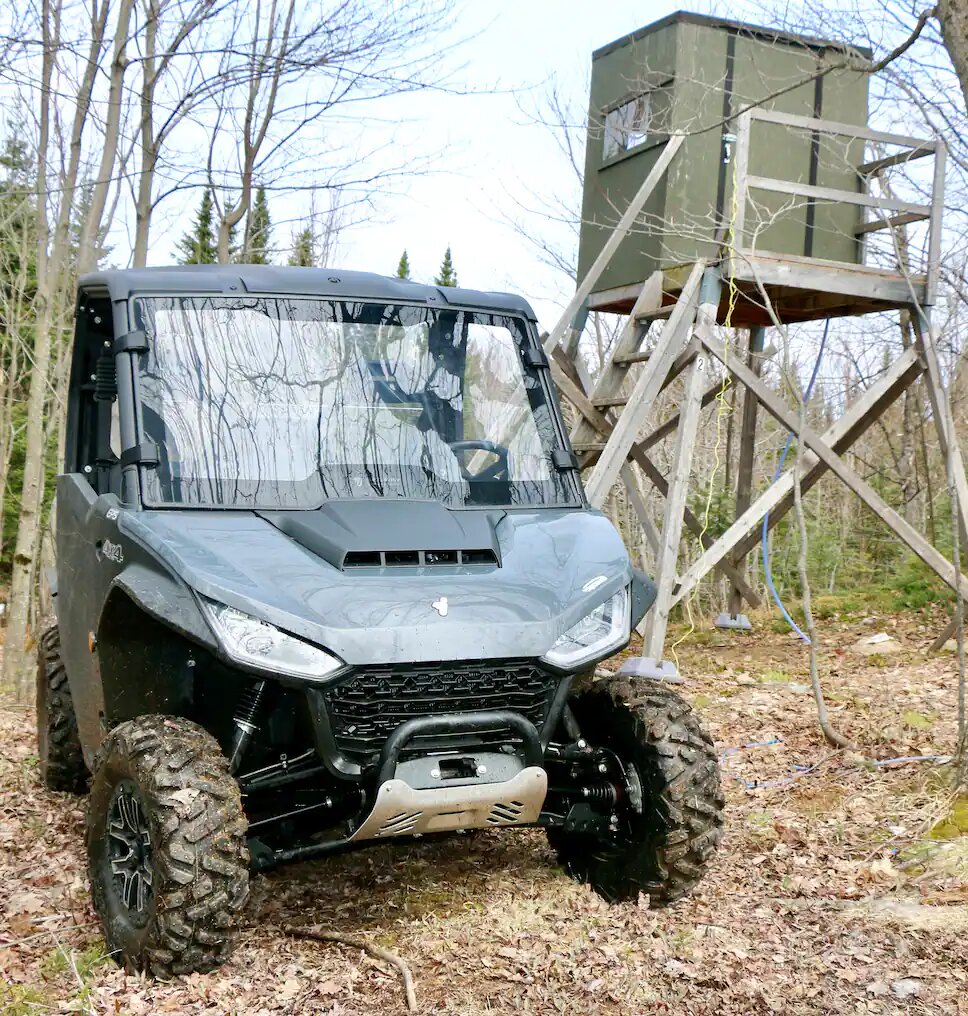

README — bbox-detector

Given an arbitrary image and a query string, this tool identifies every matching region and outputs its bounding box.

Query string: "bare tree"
[130,0,227,266]
[938,0,968,114]
[201,0,456,264]
[1,0,129,693]
[77,0,135,273]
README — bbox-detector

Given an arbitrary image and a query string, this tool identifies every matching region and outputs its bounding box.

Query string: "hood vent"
[344,548,497,569]
[256,501,503,570]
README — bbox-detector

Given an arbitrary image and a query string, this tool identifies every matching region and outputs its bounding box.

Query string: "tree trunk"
[77,0,134,274]
[899,312,919,522]
[2,0,56,696]
[133,0,159,267]
[0,247,26,565]
[938,0,968,113]
[2,0,108,694]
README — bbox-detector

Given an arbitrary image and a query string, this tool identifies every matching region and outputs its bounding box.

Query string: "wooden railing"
[732,108,946,305]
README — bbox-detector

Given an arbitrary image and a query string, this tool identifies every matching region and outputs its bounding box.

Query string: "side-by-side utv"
[38,265,724,977]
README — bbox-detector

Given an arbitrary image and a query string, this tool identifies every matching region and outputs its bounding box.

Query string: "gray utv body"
[53,265,657,869]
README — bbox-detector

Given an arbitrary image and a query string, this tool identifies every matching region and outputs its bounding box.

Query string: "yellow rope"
[669,145,741,666]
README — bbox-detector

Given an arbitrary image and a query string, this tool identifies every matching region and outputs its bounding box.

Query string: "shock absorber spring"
[229,679,268,772]
[581,781,618,806]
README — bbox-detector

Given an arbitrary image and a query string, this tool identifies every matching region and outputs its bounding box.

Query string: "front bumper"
[348,710,548,840]
[306,658,570,778]
[252,708,551,867]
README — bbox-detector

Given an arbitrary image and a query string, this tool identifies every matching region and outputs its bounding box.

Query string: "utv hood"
[119,502,632,667]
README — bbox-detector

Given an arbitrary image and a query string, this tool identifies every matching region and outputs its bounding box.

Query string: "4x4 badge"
[432,597,448,617]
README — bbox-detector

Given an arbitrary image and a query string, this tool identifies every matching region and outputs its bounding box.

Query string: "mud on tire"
[87,715,249,978]
[549,680,724,905]
[36,623,87,794]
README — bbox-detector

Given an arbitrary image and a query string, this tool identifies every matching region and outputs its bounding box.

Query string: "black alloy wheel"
[106,779,154,923]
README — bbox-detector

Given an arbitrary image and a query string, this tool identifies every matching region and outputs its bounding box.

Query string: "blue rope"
[760,321,831,645]
[718,736,950,791]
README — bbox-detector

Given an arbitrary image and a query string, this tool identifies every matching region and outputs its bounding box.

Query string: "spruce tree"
[434,245,458,287]
[70,180,112,268]
[245,185,272,264]
[395,249,411,279]
[0,134,36,285]
[177,190,217,264]
[288,225,316,267]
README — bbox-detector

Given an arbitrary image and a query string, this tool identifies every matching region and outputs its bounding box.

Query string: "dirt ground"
[2,609,968,1015]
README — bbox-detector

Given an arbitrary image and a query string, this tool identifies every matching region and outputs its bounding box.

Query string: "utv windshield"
[134,296,578,509]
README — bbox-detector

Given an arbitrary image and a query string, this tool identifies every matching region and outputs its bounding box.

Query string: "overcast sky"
[147,1,697,331]
[337,1,687,329]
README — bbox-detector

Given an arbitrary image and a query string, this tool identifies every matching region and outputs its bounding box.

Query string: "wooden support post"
[726,326,766,619]
[577,341,707,467]
[911,308,968,651]
[697,327,968,598]
[561,301,590,365]
[925,141,946,307]
[645,354,707,658]
[543,134,684,358]
[727,350,924,568]
[644,265,723,661]
[584,262,704,506]
[912,312,968,549]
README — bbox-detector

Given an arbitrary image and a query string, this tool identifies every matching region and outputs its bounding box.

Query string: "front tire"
[36,623,87,794]
[87,715,249,978]
[549,680,724,905]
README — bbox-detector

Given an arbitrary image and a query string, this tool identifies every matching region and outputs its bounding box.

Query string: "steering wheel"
[448,440,510,482]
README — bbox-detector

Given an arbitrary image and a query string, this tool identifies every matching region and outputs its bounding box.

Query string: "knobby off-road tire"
[36,623,87,794]
[549,680,724,905]
[87,715,250,978]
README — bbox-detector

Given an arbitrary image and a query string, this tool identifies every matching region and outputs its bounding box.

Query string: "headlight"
[200,597,343,681]
[541,587,631,670]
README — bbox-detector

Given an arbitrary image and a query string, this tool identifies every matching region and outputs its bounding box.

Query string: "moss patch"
[901,710,935,732]
[930,796,968,840]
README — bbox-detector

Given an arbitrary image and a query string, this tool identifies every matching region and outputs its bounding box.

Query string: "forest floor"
[2,606,968,1015]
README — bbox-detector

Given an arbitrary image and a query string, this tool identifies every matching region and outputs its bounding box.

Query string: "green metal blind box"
[577,12,870,308]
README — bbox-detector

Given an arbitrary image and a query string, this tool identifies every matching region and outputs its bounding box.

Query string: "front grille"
[322,660,557,766]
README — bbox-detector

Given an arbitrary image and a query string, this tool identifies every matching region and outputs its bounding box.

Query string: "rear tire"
[87,715,249,978]
[549,680,724,905]
[36,623,87,794]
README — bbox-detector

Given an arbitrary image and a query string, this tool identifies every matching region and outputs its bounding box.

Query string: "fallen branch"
[285,925,418,1012]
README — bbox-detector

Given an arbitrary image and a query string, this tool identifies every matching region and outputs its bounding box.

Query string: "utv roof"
[77,265,537,319]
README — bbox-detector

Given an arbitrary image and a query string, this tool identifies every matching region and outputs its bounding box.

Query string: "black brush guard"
[253,709,547,870]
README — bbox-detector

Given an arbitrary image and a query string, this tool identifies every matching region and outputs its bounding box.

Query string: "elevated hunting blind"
[576,13,922,323]
[548,11,962,675]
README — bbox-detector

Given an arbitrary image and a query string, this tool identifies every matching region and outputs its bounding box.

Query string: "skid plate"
[349,766,548,841]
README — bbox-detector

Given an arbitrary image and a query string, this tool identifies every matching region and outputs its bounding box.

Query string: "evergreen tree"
[70,180,112,269]
[0,131,38,579]
[434,245,458,287]
[0,134,36,287]
[395,249,411,279]
[245,185,272,264]
[288,225,316,267]
[177,190,218,264]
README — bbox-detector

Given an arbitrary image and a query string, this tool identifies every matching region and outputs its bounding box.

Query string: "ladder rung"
[573,442,606,453]
[592,396,628,408]
[613,350,652,366]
